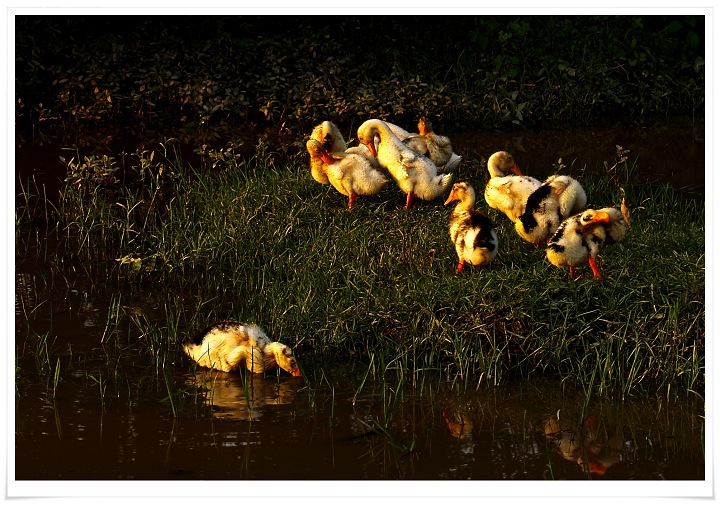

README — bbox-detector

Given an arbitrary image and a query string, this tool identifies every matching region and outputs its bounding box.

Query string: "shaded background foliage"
[16,15,704,151]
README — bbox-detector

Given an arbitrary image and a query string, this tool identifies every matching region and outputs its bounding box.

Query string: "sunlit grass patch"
[23,142,705,397]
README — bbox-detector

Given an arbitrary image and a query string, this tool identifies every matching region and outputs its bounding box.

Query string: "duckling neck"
[487,161,506,178]
[453,197,475,213]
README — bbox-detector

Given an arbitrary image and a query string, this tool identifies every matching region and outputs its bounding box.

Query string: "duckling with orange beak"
[402,117,462,172]
[444,182,498,273]
[306,139,388,209]
[184,321,302,377]
[357,119,454,209]
[546,207,629,280]
[484,151,542,222]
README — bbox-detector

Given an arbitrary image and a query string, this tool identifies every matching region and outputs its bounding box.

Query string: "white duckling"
[401,117,462,172]
[484,151,542,222]
[309,120,376,185]
[543,174,588,218]
[444,182,498,273]
[183,321,302,376]
[546,207,629,280]
[306,139,388,209]
[357,119,454,209]
[514,174,587,246]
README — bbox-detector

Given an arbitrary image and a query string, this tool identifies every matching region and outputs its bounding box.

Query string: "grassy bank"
[20,140,703,398]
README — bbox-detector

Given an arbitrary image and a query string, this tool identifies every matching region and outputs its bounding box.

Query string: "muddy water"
[13,123,705,488]
[451,120,705,193]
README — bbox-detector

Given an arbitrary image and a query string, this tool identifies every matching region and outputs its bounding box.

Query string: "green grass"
[21,142,705,398]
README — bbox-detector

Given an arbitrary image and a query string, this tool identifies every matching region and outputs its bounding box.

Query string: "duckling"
[307,142,331,186]
[357,118,454,209]
[183,321,302,376]
[401,117,462,172]
[546,207,629,280]
[444,182,498,273]
[514,174,587,246]
[309,120,379,184]
[310,120,348,154]
[306,139,388,209]
[543,174,588,218]
[484,151,542,222]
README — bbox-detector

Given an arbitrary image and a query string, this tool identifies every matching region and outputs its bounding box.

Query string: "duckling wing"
[402,135,429,155]
[441,153,463,173]
[426,133,453,167]
[385,121,414,141]
[338,154,388,195]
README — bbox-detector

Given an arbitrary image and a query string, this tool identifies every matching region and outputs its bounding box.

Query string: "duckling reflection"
[443,408,473,441]
[442,407,476,459]
[190,371,300,421]
[544,413,623,476]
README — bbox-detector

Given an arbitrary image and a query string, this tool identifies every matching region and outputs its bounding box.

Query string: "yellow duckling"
[444,182,498,273]
[484,150,541,222]
[546,207,629,280]
[357,119,454,209]
[306,139,388,209]
[183,321,302,376]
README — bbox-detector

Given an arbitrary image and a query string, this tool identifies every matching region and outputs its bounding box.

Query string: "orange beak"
[509,164,523,175]
[592,211,611,223]
[319,151,336,166]
[291,369,302,377]
[444,189,458,206]
[364,141,377,158]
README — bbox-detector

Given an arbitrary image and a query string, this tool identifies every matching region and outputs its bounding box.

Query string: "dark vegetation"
[16,15,704,151]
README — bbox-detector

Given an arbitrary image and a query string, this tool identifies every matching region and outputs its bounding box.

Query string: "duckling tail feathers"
[441,172,455,190]
[442,153,463,173]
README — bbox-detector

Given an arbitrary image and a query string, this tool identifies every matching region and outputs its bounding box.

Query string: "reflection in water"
[544,414,623,476]
[438,391,702,481]
[15,273,35,318]
[15,351,705,481]
[190,370,301,421]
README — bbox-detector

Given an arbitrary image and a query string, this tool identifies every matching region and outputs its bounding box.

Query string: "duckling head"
[579,209,611,226]
[488,151,523,177]
[444,181,476,208]
[306,139,336,166]
[418,116,433,136]
[357,121,380,158]
[311,121,346,152]
[266,342,302,377]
